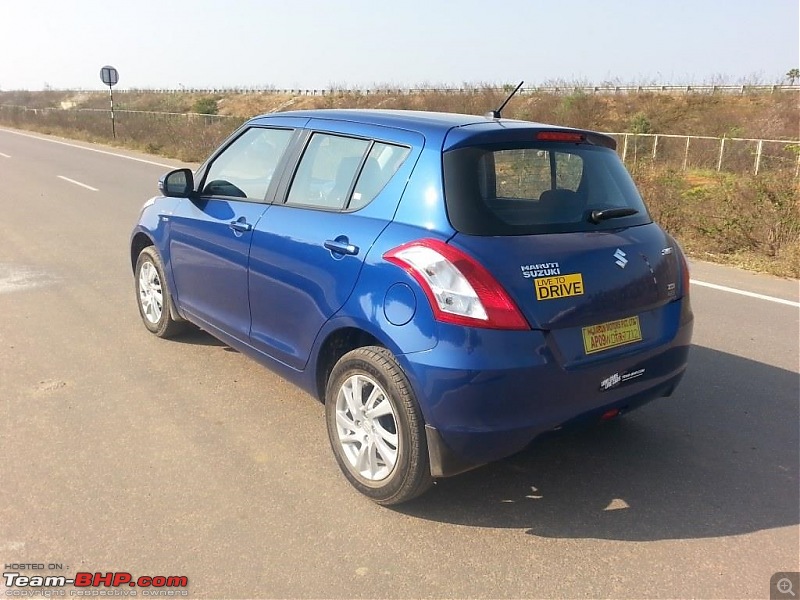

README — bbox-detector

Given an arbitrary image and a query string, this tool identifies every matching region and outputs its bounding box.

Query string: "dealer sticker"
[582,316,642,354]
[534,273,584,300]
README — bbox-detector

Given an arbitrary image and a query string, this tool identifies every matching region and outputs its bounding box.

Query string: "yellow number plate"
[534,273,584,300]
[582,316,642,354]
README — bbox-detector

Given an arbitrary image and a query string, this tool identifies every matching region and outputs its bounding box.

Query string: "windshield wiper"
[589,207,639,224]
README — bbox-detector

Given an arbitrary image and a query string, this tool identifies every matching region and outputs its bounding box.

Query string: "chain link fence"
[0,105,243,161]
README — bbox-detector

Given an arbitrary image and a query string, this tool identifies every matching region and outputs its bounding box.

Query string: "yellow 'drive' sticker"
[534,273,584,300]
[582,316,643,354]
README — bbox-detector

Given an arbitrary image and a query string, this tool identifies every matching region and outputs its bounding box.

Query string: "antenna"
[486,81,524,119]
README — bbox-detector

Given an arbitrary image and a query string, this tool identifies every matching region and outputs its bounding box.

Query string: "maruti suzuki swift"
[130,109,693,505]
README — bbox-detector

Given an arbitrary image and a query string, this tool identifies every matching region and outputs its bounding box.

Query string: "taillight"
[383,239,530,330]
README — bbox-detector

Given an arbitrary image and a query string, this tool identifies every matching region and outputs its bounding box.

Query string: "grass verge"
[0,101,796,278]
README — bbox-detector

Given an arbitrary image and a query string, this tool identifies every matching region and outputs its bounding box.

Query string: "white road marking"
[691,279,799,308]
[57,175,99,192]
[0,541,26,552]
[0,151,10,158]
[0,264,56,294]
[0,127,175,168]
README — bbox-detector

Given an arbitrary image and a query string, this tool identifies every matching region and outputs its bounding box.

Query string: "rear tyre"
[134,246,186,339]
[325,346,433,505]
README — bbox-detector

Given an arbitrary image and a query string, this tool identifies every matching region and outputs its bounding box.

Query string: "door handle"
[229,219,252,233]
[324,239,359,256]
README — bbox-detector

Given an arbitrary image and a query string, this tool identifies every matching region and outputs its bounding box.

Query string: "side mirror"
[158,168,194,198]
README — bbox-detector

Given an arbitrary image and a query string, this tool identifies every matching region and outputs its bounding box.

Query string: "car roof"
[252,109,615,149]
[262,109,488,131]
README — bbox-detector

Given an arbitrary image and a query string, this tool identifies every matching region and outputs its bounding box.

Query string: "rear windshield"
[443,142,651,235]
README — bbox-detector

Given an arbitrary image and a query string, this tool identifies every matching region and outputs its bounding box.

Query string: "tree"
[786,68,800,85]
[192,97,218,115]
[629,112,652,134]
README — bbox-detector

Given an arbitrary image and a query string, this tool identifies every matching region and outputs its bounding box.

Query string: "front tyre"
[134,246,186,338]
[325,346,433,505]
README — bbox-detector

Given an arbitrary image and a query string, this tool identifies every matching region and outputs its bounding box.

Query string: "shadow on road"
[172,327,235,350]
[399,345,800,541]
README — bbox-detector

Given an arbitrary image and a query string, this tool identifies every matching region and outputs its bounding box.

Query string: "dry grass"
[3,87,798,138]
[0,105,243,161]
[1,88,797,277]
[636,166,799,277]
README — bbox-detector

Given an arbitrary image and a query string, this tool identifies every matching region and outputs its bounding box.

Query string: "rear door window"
[443,142,651,235]
[286,133,410,211]
[286,133,370,209]
[350,142,410,210]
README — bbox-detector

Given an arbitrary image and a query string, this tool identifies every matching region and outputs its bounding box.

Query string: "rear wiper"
[589,207,639,224]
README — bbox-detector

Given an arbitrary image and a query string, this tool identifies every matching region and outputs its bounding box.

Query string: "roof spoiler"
[585,131,617,150]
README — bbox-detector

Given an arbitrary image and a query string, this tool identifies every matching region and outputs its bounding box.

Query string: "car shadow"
[173,327,236,350]
[397,345,800,541]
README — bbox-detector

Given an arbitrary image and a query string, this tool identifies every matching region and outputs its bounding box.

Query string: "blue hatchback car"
[131,109,693,505]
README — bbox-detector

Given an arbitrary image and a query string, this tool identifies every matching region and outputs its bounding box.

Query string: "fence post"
[652,135,659,161]
[754,139,763,174]
[717,138,725,171]
[682,137,691,171]
[622,134,629,163]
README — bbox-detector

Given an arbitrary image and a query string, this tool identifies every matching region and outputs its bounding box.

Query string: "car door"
[247,122,420,369]
[168,123,300,340]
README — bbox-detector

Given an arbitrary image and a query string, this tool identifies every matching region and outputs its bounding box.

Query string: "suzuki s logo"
[613,249,628,269]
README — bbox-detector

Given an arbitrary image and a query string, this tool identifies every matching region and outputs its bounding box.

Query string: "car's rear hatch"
[442,123,686,367]
[450,226,683,366]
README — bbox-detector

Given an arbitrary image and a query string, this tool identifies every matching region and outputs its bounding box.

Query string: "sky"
[1,0,798,90]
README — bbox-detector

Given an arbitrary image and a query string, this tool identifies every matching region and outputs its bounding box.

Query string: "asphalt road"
[1,127,798,599]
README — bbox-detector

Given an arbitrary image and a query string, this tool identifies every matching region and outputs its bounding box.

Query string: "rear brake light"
[536,131,585,143]
[383,239,529,330]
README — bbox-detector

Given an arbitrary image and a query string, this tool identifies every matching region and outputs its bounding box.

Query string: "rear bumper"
[400,304,693,478]
[424,368,686,477]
